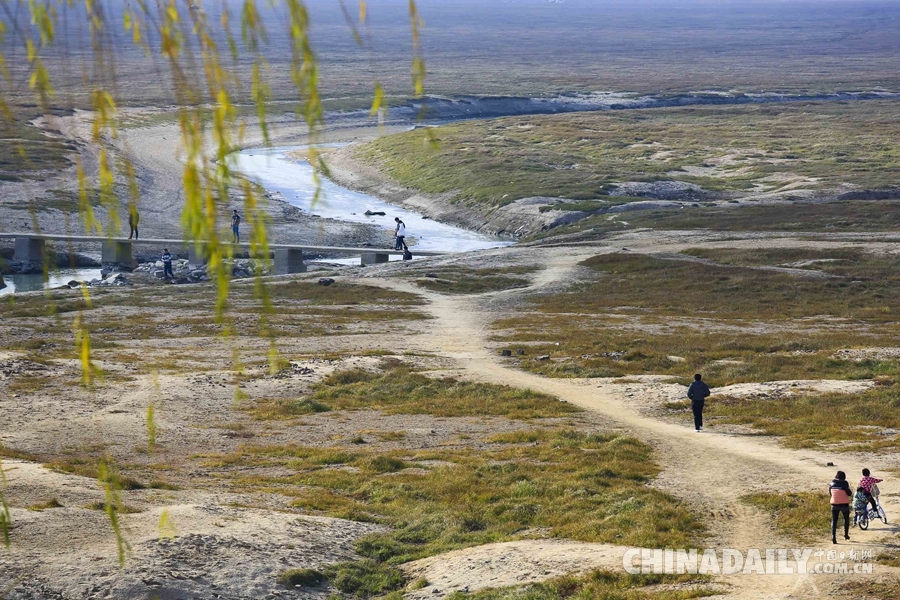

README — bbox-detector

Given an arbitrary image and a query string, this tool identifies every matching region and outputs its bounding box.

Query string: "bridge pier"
[14,237,45,263]
[101,240,134,270]
[360,252,390,266]
[274,248,306,274]
[188,245,207,267]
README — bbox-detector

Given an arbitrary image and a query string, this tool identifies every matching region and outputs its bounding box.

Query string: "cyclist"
[829,471,852,544]
[858,469,883,516]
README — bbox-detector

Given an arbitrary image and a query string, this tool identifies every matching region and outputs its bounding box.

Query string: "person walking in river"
[231,210,241,244]
[161,248,174,280]
[128,207,139,240]
[394,217,408,251]
[686,373,710,432]
[829,471,852,544]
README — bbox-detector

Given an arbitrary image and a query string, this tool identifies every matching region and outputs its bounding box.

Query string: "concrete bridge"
[0,233,447,274]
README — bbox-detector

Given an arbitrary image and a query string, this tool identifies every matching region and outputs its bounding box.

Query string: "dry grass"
[704,386,900,452]
[495,252,900,384]
[742,492,830,543]
[203,428,704,565]
[310,367,580,419]
[394,266,538,295]
[354,101,900,209]
[450,571,715,600]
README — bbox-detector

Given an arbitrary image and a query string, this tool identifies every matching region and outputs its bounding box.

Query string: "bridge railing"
[0,233,446,274]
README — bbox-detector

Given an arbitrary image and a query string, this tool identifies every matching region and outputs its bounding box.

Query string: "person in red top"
[858,468,883,515]
[829,471,852,544]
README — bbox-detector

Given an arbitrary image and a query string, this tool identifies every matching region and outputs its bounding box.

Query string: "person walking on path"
[231,210,241,244]
[858,468,883,515]
[829,471,853,544]
[394,217,408,251]
[128,208,139,240]
[162,248,174,280]
[686,373,710,432]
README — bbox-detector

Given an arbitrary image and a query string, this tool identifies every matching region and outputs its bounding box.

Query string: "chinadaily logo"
[623,548,874,575]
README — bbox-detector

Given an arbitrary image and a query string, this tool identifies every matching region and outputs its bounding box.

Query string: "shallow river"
[1,268,103,296]
[232,145,511,256]
[1,145,508,295]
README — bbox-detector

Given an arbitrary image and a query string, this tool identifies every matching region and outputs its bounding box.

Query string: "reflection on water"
[0,268,102,296]
[233,146,513,254]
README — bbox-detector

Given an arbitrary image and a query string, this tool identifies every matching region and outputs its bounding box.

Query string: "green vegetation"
[842,581,900,600]
[355,101,900,208]
[246,398,331,421]
[496,252,900,384]
[742,492,829,543]
[323,560,404,598]
[530,200,900,244]
[705,385,900,452]
[204,429,703,566]
[276,567,326,588]
[0,282,429,375]
[396,266,537,295]
[310,367,579,419]
[449,571,715,600]
[27,498,63,511]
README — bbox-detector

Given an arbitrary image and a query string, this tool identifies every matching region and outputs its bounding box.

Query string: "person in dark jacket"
[162,248,174,280]
[829,471,852,544]
[686,373,710,432]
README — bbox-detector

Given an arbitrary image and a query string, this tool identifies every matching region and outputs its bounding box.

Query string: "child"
[858,468,883,515]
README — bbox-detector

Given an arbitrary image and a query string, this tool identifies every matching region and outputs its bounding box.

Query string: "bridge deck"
[0,233,447,256]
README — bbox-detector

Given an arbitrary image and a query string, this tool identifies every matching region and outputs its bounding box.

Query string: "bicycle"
[855,484,888,530]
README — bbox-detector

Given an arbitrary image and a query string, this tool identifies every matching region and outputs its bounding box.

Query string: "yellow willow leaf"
[26,38,36,62]
[77,159,102,235]
[0,98,11,122]
[78,282,94,309]
[98,458,130,567]
[159,510,176,539]
[359,0,367,23]
[369,81,385,117]
[412,57,426,97]
[146,402,156,452]
[28,0,56,46]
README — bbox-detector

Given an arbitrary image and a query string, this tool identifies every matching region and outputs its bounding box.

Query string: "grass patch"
[207,429,703,564]
[496,252,900,384]
[246,398,331,421]
[277,568,326,588]
[742,492,829,543]
[323,560,404,598]
[706,386,900,452]
[396,266,537,295]
[450,570,715,600]
[842,581,900,600]
[311,367,580,419]
[84,501,143,514]
[28,498,63,511]
[355,100,900,209]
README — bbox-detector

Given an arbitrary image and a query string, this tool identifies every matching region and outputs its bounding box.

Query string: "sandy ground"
[4,118,900,598]
[5,237,900,598]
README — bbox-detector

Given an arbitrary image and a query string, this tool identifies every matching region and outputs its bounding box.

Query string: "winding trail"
[357,245,900,599]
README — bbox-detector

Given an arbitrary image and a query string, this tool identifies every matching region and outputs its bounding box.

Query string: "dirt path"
[355,247,900,599]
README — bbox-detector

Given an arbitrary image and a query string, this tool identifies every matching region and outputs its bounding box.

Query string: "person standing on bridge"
[162,248,174,280]
[394,217,408,252]
[128,207,139,240]
[231,210,241,244]
[686,373,710,432]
